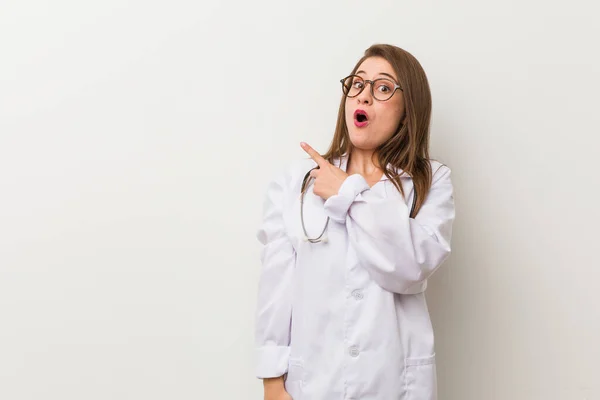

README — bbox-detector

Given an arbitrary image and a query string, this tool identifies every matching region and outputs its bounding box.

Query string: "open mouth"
[354,109,369,126]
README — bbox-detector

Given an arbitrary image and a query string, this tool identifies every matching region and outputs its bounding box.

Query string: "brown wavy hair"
[321,44,437,218]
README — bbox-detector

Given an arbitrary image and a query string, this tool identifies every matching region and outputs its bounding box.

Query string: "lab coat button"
[348,345,360,357]
[351,289,363,300]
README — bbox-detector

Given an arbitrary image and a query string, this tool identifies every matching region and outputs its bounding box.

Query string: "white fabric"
[254,155,455,400]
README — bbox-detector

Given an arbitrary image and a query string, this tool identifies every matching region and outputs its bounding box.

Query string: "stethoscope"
[300,166,418,243]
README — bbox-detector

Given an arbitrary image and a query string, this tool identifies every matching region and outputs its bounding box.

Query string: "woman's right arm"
[255,169,296,396]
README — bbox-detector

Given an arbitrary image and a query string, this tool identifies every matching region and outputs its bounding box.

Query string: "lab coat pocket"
[404,354,437,400]
[284,357,305,400]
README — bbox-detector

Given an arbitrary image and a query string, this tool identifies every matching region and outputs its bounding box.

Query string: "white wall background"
[1,1,599,399]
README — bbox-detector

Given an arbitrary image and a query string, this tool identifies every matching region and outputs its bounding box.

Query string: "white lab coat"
[254,154,455,400]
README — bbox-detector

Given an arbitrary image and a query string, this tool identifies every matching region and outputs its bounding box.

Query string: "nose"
[356,82,373,105]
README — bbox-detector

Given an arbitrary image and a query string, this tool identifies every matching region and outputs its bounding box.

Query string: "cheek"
[376,103,403,131]
[344,101,353,123]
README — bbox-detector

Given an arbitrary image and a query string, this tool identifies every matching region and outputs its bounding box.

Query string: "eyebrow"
[356,70,398,82]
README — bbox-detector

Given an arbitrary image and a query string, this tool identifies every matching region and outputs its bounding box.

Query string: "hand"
[263,377,293,400]
[301,142,348,200]
[264,388,293,400]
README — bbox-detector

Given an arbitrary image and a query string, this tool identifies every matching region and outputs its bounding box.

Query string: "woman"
[254,43,455,400]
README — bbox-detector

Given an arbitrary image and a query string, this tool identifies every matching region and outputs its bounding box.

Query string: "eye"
[352,80,364,89]
[377,83,392,93]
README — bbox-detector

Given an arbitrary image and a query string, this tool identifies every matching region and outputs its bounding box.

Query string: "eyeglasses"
[340,74,403,101]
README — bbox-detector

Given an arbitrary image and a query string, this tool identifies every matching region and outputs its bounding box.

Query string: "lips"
[354,109,369,127]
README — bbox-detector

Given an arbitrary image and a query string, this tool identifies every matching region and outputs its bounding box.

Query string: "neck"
[347,148,383,178]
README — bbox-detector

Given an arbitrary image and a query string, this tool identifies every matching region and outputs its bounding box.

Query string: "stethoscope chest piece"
[302,235,328,243]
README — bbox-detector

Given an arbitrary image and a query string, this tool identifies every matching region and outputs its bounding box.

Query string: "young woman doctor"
[254,44,455,400]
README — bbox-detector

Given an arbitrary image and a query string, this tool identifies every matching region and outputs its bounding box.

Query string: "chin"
[348,133,377,151]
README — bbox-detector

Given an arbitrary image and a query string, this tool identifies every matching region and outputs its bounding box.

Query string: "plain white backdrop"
[1,1,599,399]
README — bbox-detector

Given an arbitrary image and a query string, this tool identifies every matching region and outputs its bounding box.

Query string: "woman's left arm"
[323,166,455,294]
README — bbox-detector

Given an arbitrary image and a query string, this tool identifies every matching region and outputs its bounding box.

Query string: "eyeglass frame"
[340,74,403,101]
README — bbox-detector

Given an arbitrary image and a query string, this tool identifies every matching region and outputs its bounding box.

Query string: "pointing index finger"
[301,142,327,167]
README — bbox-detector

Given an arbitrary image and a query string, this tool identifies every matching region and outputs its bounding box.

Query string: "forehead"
[356,57,396,80]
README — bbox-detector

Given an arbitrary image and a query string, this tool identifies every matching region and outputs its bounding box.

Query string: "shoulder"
[267,157,317,195]
[429,159,452,185]
[287,157,318,180]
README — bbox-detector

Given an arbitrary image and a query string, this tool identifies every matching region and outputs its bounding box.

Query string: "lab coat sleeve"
[323,166,455,294]
[254,169,296,379]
